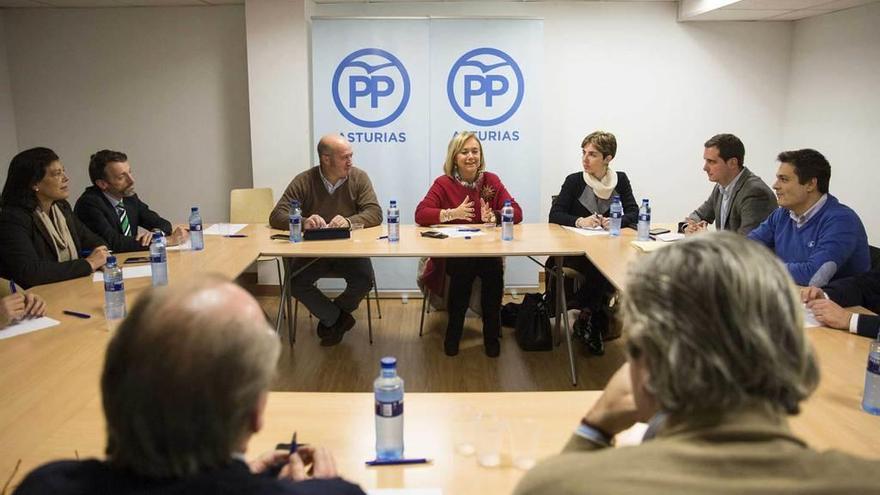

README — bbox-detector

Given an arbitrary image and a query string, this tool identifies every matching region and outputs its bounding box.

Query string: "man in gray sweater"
[270,134,382,346]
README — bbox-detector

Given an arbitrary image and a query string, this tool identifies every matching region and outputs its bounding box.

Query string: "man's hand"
[23,293,47,318]
[806,298,853,330]
[248,450,291,476]
[0,293,26,328]
[447,196,475,222]
[327,215,350,229]
[168,225,190,246]
[583,363,647,436]
[684,218,707,234]
[800,286,825,303]
[304,214,327,230]
[479,199,495,224]
[136,231,153,247]
[86,246,110,271]
[600,216,611,229]
[284,446,338,481]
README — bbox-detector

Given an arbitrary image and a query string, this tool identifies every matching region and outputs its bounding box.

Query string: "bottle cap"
[380,356,397,369]
[191,206,198,212]
[107,255,117,266]
[291,200,300,207]
[152,231,163,239]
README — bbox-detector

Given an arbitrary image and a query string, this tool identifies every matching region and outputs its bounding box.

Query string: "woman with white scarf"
[0,147,109,289]
[548,131,638,354]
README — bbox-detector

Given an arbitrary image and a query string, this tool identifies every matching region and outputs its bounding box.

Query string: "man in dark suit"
[685,133,776,235]
[802,267,880,339]
[14,276,365,495]
[74,149,188,252]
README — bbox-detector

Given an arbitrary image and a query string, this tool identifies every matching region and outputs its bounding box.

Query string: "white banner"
[312,18,543,290]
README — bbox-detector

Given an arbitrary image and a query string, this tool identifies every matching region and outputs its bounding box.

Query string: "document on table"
[654,232,685,242]
[167,239,193,251]
[0,317,60,340]
[433,227,487,239]
[368,490,442,495]
[630,240,669,253]
[204,223,247,235]
[92,264,152,281]
[562,225,608,237]
[803,305,821,328]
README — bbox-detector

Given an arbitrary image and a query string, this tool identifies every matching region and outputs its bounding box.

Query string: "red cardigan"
[415,172,523,297]
[415,172,523,226]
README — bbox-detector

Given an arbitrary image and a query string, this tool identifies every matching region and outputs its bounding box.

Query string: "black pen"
[9,279,16,294]
[63,310,91,319]
[223,234,248,238]
[377,235,388,240]
[265,432,298,477]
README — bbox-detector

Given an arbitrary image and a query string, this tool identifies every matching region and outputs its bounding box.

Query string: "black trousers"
[545,255,612,313]
[445,257,503,344]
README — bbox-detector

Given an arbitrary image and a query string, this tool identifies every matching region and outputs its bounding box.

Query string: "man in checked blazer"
[684,133,776,235]
[74,149,188,252]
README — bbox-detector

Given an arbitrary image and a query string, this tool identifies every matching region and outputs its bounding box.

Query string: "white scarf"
[583,167,618,200]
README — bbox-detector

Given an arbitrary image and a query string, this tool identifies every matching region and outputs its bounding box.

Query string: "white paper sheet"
[630,240,667,253]
[203,223,247,235]
[432,227,487,239]
[167,239,193,251]
[92,264,152,282]
[803,305,821,328]
[0,317,61,340]
[562,225,608,237]
[654,232,685,242]
[368,490,442,495]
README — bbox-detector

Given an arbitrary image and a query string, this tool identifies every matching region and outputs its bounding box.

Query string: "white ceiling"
[0,0,876,22]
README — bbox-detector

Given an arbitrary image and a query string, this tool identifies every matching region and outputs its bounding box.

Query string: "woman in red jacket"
[415,132,523,357]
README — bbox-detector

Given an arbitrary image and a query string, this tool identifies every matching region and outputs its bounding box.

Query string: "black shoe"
[584,319,605,356]
[320,311,355,346]
[484,338,500,358]
[317,322,333,340]
[444,339,460,356]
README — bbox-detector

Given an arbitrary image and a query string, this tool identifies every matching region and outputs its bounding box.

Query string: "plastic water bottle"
[189,207,204,251]
[289,200,303,243]
[374,356,404,460]
[103,255,126,328]
[149,231,168,286]
[862,339,880,415]
[387,200,400,243]
[609,195,623,237]
[637,198,651,241]
[501,199,514,241]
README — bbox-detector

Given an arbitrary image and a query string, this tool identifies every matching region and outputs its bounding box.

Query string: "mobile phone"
[270,234,289,240]
[420,231,449,239]
[649,228,671,236]
[124,256,150,264]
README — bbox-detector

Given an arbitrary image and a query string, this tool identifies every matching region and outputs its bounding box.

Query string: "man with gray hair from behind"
[14,276,365,495]
[515,232,880,495]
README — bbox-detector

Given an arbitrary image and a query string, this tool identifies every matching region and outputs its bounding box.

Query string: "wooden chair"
[230,188,286,321]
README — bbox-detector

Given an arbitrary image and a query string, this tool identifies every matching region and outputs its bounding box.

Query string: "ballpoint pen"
[8,280,16,294]
[265,432,298,477]
[366,458,431,466]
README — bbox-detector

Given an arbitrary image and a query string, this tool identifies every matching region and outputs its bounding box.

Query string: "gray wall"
[2,6,252,224]
[0,12,17,184]
[784,2,880,243]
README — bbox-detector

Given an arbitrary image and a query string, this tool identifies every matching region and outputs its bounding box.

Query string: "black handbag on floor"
[514,293,553,351]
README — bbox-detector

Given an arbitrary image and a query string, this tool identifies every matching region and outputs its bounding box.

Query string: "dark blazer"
[823,267,880,339]
[0,202,105,289]
[13,459,366,495]
[549,171,638,228]
[74,185,172,253]
[689,167,776,235]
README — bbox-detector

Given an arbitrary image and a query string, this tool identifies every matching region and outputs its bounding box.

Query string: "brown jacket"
[515,407,880,495]
[269,166,381,230]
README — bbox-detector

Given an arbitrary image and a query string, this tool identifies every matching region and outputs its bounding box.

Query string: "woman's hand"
[479,199,496,223]
[446,196,475,222]
[575,215,602,229]
[86,246,110,271]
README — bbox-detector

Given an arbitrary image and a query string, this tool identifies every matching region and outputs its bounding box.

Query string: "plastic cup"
[511,418,541,470]
[452,405,478,456]
[476,414,505,468]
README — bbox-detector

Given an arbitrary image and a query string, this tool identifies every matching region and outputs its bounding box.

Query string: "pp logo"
[332,48,411,128]
[447,47,524,126]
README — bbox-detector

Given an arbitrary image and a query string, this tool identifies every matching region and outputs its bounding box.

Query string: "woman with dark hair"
[415,132,523,357]
[0,147,109,288]
[548,131,638,355]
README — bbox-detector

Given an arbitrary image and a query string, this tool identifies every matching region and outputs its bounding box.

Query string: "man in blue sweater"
[748,149,869,287]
